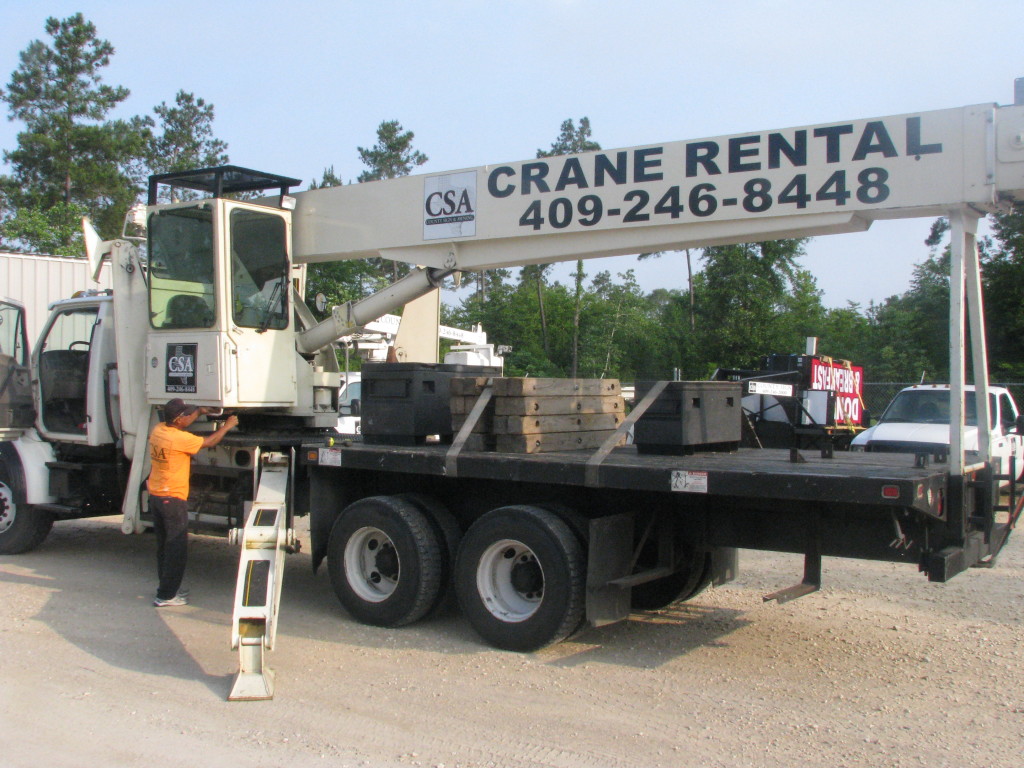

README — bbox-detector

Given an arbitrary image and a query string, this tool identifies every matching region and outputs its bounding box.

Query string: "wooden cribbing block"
[493,377,620,397]
[449,376,626,454]
[496,430,626,454]
[493,413,622,435]
[494,395,624,417]
[449,377,493,396]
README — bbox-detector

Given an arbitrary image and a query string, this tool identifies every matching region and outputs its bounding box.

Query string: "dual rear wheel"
[327,496,705,651]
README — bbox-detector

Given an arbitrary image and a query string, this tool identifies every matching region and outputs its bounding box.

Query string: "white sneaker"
[153,595,188,607]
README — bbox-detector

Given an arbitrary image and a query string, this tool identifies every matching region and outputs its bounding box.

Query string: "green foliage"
[981,205,1024,378]
[356,120,428,182]
[536,117,600,158]
[682,239,812,372]
[146,91,228,199]
[0,13,145,242]
[0,200,86,256]
[309,165,344,189]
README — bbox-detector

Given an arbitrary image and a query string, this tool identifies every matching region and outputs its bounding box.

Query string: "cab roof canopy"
[147,165,302,205]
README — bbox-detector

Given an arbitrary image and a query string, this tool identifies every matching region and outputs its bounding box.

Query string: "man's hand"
[202,413,240,448]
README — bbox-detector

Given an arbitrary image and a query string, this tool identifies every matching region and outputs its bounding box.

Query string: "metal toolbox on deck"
[361,362,501,445]
[633,381,741,454]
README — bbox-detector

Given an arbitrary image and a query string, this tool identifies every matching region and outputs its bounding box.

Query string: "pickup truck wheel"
[0,462,54,555]
[630,552,713,610]
[455,505,584,652]
[327,496,443,627]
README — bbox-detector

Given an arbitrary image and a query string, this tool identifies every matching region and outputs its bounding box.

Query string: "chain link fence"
[863,382,1024,421]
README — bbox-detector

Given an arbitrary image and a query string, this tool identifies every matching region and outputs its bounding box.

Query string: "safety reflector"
[881,485,900,499]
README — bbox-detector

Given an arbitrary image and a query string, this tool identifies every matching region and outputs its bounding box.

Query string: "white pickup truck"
[852,384,1024,480]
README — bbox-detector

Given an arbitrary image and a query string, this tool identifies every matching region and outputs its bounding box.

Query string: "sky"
[0,0,1021,309]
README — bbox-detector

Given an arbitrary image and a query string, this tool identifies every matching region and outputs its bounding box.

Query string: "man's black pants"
[150,495,189,600]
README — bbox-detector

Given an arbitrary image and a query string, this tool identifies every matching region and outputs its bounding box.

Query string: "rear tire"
[398,493,462,616]
[327,496,443,627]
[455,505,584,652]
[630,552,713,610]
[0,459,53,555]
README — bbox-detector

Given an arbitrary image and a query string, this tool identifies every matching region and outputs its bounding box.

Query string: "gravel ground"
[1,515,1022,768]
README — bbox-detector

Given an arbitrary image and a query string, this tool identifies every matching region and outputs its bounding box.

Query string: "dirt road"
[2,516,1022,768]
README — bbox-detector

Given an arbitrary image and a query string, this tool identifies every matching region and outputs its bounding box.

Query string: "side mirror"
[350,398,361,416]
[1015,414,1024,435]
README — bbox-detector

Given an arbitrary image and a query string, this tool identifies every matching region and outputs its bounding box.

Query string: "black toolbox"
[360,362,501,445]
[633,381,742,454]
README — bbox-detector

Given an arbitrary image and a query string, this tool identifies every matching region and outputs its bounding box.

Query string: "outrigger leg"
[227,451,296,701]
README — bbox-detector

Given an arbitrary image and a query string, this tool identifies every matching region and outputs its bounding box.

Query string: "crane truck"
[2,94,1024,700]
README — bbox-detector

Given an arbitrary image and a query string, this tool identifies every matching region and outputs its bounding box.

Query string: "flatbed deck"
[312,442,948,516]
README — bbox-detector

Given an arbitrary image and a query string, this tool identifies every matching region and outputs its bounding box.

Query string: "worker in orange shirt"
[148,398,238,607]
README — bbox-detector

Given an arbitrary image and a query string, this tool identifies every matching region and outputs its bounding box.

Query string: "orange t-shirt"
[147,422,205,500]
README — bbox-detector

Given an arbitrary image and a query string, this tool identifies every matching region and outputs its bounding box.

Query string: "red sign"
[810,359,864,426]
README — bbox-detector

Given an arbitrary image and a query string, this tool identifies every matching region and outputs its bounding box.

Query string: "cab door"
[0,299,34,437]
[995,391,1024,480]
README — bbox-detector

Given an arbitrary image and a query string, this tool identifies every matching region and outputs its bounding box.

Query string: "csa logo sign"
[166,343,197,394]
[423,171,476,240]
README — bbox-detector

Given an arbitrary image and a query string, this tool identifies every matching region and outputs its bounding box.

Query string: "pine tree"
[356,120,428,182]
[0,13,146,245]
[145,90,229,201]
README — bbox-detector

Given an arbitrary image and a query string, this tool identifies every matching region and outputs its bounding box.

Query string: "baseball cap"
[163,398,199,423]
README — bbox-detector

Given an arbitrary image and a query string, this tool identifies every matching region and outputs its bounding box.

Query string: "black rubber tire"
[0,459,54,555]
[455,505,585,652]
[397,493,462,616]
[327,495,444,627]
[630,552,713,611]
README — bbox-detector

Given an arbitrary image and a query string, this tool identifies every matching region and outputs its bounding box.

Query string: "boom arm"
[291,103,1024,273]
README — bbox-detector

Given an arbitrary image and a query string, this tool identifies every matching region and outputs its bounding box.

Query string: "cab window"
[231,209,288,330]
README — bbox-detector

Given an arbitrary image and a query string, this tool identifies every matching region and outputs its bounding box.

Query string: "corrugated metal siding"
[1,252,112,344]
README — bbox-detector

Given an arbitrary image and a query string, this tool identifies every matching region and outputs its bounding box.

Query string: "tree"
[921,206,1024,380]
[356,120,429,283]
[536,117,600,158]
[309,165,343,190]
[356,120,428,182]
[145,90,228,199]
[687,239,813,373]
[984,204,1024,377]
[537,117,601,376]
[0,13,146,244]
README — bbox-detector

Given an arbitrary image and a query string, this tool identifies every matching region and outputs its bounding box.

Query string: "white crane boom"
[291,103,1024,272]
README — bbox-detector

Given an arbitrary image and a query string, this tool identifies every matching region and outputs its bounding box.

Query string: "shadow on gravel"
[540,603,752,669]
[0,518,238,697]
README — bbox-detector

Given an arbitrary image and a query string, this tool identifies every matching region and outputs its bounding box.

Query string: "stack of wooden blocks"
[450,377,626,454]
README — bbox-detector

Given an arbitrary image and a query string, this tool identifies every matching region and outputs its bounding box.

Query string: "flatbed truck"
[2,91,1024,697]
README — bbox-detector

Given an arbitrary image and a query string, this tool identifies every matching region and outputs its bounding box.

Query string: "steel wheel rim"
[476,538,544,622]
[0,482,15,534]
[344,526,400,603]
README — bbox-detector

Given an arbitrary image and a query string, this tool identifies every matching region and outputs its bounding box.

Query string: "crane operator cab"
[143,167,336,426]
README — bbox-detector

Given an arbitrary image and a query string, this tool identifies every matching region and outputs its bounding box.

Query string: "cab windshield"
[148,206,216,329]
[879,390,995,429]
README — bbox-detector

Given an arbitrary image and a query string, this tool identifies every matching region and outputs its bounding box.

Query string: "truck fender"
[6,430,56,505]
